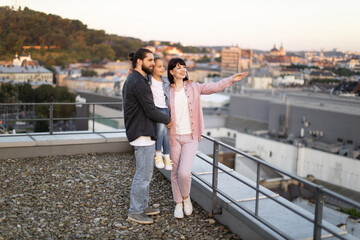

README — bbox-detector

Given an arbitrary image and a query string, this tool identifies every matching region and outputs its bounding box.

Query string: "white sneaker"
[174,203,184,219]
[183,197,193,216]
[154,154,164,169]
[164,157,172,170]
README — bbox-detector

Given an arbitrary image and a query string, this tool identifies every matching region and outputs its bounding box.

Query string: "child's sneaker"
[164,157,172,170]
[155,154,164,169]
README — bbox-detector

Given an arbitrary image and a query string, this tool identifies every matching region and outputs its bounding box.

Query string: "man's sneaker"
[183,197,193,216]
[127,213,154,224]
[174,203,184,219]
[144,206,160,216]
[164,157,172,170]
[155,154,164,169]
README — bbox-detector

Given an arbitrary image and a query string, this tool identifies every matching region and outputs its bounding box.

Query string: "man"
[122,48,170,224]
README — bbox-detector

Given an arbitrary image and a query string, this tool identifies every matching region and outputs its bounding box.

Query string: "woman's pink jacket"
[168,76,234,146]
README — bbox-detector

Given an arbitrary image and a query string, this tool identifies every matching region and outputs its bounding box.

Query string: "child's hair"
[154,56,163,63]
[167,58,189,84]
[128,48,153,69]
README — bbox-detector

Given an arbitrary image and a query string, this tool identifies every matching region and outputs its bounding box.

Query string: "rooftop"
[0,65,51,74]
[238,88,360,116]
[1,152,240,239]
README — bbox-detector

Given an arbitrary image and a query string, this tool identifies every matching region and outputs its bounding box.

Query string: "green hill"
[0,6,144,65]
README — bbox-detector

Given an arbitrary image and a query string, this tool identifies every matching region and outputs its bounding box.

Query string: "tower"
[11,0,19,10]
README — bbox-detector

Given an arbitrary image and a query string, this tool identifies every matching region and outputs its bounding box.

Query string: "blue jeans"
[155,107,170,155]
[129,144,155,214]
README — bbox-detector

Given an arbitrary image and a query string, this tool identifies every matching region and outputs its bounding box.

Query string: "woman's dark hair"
[128,48,153,69]
[167,58,189,84]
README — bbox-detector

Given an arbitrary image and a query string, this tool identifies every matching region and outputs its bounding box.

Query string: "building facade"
[0,65,53,83]
[221,47,252,77]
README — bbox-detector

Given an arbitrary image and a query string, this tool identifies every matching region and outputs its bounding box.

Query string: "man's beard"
[142,64,153,75]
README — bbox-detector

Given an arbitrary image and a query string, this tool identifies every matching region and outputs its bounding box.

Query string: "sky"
[2,0,360,52]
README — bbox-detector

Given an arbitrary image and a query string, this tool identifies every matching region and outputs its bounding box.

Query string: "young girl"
[150,57,172,170]
[167,58,248,218]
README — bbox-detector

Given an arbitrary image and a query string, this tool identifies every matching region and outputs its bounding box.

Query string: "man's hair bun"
[128,52,134,61]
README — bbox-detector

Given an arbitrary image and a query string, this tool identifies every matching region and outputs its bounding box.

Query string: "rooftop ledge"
[0,131,132,159]
[0,132,358,239]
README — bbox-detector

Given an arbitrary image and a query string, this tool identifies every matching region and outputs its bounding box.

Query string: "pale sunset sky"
[2,0,360,52]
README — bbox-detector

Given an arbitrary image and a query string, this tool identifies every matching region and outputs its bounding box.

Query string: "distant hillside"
[0,6,144,65]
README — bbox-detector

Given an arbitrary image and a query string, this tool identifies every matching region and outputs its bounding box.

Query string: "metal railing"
[0,102,124,137]
[195,135,360,240]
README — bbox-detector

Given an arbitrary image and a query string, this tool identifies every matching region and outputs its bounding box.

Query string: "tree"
[18,83,35,103]
[34,115,49,132]
[91,43,115,62]
[196,55,211,63]
[82,69,98,77]
[32,84,76,132]
[0,83,18,103]
[34,84,54,103]
[53,86,75,119]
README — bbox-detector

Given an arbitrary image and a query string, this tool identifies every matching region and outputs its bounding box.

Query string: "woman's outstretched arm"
[197,72,248,95]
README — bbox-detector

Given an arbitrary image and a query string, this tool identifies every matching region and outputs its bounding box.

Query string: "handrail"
[0,102,123,136]
[198,134,360,240]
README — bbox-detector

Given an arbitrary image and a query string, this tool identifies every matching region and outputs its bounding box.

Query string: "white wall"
[234,131,298,174]
[251,77,273,89]
[298,148,360,192]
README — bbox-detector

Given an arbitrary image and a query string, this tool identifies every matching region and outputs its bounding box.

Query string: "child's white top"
[151,76,167,108]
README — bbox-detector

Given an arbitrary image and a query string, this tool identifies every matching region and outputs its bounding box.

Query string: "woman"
[150,57,172,170]
[167,58,248,218]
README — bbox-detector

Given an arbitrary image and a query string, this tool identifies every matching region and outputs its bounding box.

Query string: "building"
[12,53,39,66]
[85,64,108,76]
[104,61,131,72]
[267,44,291,66]
[247,68,273,89]
[187,63,220,83]
[269,44,286,56]
[220,47,252,77]
[163,46,183,55]
[273,75,304,87]
[308,70,336,80]
[228,89,360,152]
[0,60,12,66]
[0,65,53,84]
[61,76,123,95]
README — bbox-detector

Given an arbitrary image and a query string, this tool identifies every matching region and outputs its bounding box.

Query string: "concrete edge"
[0,133,133,159]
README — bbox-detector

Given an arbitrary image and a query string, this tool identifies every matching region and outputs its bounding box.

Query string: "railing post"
[255,162,260,216]
[212,140,222,215]
[92,104,95,133]
[313,186,324,240]
[49,103,54,135]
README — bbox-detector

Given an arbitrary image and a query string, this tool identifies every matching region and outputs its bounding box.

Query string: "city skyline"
[1,0,360,52]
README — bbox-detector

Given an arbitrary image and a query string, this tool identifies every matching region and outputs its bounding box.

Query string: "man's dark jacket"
[122,70,170,142]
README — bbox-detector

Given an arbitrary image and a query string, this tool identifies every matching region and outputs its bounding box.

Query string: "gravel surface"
[1,152,241,239]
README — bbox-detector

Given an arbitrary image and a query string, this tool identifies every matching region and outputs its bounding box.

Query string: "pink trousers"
[170,134,199,203]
